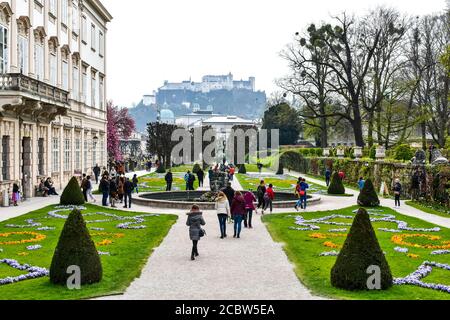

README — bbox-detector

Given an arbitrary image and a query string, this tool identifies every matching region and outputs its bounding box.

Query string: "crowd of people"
[98,172,139,208]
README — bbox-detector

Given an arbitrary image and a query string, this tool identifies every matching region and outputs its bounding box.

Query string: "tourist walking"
[197,168,204,187]
[132,174,139,194]
[186,205,206,261]
[184,171,191,190]
[244,190,256,228]
[229,165,235,182]
[118,176,125,204]
[12,183,20,206]
[257,162,263,174]
[393,179,402,208]
[86,176,96,203]
[358,177,366,191]
[221,182,235,207]
[99,175,110,206]
[325,168,332,187]
[109,176,118,208]
[165,170,173,191]
[93,164,101,184]
[295,179,309,211]
[215,191,231,239]
[208,167,214,181]
[262,184,275,214]
[81,174,88,202]
[256,180,266,213]
[123,178,134,209]
[231,191,246,238]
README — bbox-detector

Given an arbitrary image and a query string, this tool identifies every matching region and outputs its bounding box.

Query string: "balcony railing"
[0,73,70,106]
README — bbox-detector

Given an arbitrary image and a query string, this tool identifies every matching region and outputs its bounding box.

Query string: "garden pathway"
[285,170,450,229]
[96,173,324,300]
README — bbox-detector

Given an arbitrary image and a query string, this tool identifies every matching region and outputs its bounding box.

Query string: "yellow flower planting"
[391,234,450,250]
[309,233,347,249]
[96,239,113,246]
[407,254,420,259]
[0,232,46,246]
[17,252,29,256]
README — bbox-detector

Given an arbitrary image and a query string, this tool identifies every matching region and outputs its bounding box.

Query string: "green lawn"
[0,204,177,300]
[262,206,450,300]
[138,172,199,192]
[237,173,329,194]
[406,201,450,219]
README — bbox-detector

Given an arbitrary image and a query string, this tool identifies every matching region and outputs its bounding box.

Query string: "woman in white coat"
[216,191,231,239]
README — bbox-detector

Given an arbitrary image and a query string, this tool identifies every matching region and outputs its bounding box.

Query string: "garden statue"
[375,146,386,160]
[336,147,345,158]
[323,148,330,157]
[353,147,363,159]
[411,149,426,166]
[209,171,228,192]
[431,149,449,165]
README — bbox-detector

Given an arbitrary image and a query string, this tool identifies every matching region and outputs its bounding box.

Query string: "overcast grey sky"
[102,0,447,107]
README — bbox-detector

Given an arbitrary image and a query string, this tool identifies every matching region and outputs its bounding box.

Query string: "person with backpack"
[86,176,96,203]
[123,178,134,209]
[231,191,246,238]
[295,179,309,211]
[12,183,20,206]
[197,168,204,187]
[358,177,366,191]
[109,176,118,208]
[186,205,206,261]
[132,174,139,194]
[184,171,191,190]
[99,175,110,206]
[165,170,173,191]
[256,180,266,213]
[188,171,196,190]
[244,190,257,229]
[229,166,235,182]
[262,184,275,214]
[393,179,402,208]
[325,168,332,187]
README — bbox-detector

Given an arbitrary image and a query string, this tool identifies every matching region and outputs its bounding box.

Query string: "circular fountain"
[133,191,321,210]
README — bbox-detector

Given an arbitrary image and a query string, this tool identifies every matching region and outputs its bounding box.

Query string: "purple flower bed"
[0,259,49,286]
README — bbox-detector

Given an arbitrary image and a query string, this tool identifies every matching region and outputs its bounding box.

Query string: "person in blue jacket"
[295,178,309,211]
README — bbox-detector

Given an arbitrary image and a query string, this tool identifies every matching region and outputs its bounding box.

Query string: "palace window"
[72,56,79,100]
[99,75,104,110]
[34,30,45,80]
[64,137,71,172]
[2,136,10,181]
[75,137,81,171]
[49,40,57,86]
[49,0,57,16]
[81,16,87,43]
[91,24,96,51]
[17,19,29,75]
[72,2,79,34]
[52,137,59,173]
[91,71,96,108]
[82,65,87,103]
[100,138,105,166]
[99,31,104,57]
[38,138,45,176]
[61,48,69,90]
[0,25,7,73]
[84,138,88,171]
[61,0,68,26]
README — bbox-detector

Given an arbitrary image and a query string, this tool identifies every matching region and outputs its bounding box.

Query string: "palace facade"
[0,0,112,200]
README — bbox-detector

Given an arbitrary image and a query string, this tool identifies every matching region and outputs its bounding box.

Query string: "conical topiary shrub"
[357,179,380,207]
[328,172,345,195]
[192,163,201,174]
[238,164,247,174]
[331,208,392,290]
[156,163,166,173]
[50,209,102,285]
[60,177,85,205]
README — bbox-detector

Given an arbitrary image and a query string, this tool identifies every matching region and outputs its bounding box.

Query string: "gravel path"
[96,173,324,300]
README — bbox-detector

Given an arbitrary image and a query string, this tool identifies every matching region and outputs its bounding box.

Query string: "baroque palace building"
[0,0,112,200]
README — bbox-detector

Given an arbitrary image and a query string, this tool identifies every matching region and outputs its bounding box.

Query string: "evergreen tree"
[331,208,393,290]
[357,179,380,207]
[60,177,85,206]
[328,172,345,195]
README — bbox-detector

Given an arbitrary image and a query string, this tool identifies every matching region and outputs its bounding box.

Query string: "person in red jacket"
[262,184,275,214]
[231,191,246,238]
[243,190,257,229]
[338,170,345,181]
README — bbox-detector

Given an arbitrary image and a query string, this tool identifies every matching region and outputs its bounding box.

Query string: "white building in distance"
[0,0,112,200]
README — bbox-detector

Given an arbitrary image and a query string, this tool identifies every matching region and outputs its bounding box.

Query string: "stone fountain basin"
[133,191,321,210]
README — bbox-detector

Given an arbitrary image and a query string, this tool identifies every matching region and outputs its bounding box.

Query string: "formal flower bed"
[0,204,177,300]
[263,206,450,299]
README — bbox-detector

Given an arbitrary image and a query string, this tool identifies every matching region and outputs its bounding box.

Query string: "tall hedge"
[357,179,380,207]
[156,163,166,173]
[192,163,201,174]
[328,172,345,195]
[60,177,85,206]
[331,208,393,290]
[50,209,102,285]
[238,164,247,174]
